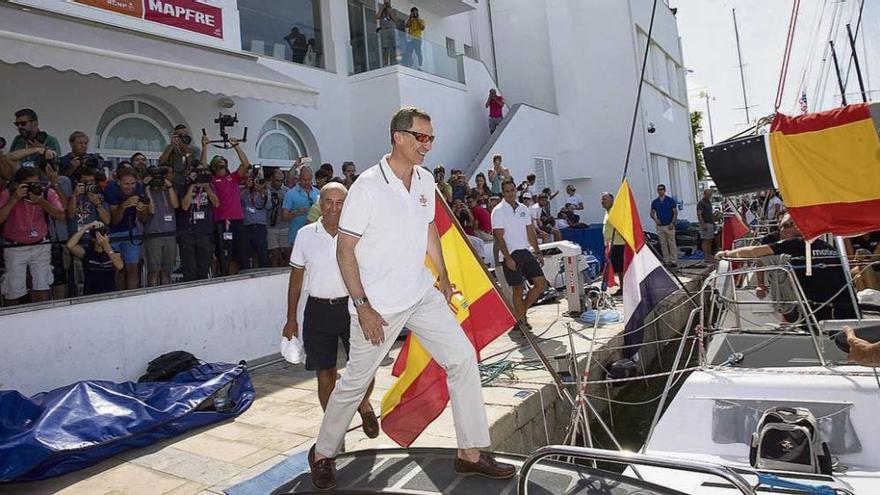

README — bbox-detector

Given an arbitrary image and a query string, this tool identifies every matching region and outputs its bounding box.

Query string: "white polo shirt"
[491,200,532,252]
[566,193,584,207]
[289,220,348,299]
[338,155,436,314]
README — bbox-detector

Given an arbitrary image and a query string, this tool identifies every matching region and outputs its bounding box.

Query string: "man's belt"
[308,296,349,305]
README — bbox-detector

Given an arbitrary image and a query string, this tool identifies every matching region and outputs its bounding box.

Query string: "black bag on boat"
[138,351,202,383]
[749,406,832,475]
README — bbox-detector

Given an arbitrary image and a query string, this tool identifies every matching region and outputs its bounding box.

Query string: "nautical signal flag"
[607,179,678,359]
[768,103,880,240]
[379,192,516,447]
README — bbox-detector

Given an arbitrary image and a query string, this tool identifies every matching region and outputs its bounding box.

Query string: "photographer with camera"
[158,124,200,192]
[281,165,318,247]
[200,134,251,276]
[241,174,269,268]
[266,169,290,267]
[143,166,179,287]
[104,167,149,290]
[178,162,219,281]
[58,131,94,177]
[0,167,65,305]
[130,152,149,180]
[68,166,110,242]
[66,220,123,295]
[6,109,61,174]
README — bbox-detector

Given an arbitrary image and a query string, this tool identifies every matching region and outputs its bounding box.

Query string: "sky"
[671,0,878,144]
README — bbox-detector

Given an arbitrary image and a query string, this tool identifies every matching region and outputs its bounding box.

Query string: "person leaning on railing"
[66,221,123,296]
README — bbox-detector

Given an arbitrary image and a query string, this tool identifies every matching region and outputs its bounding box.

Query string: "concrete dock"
[0,262,709,495]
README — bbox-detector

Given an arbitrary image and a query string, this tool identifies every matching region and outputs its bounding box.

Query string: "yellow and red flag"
[767,103,880,240]
[379,193,516,447]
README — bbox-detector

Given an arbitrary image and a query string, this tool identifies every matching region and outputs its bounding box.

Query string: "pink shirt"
[212,172,244,222]
[471,205,492,234]
[488,96,504,118]
[0,188,62,244]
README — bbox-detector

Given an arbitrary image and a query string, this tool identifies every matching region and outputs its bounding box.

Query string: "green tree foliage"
[691,111,708,180]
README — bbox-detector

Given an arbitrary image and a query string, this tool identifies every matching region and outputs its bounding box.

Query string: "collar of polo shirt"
[378,159,424,185]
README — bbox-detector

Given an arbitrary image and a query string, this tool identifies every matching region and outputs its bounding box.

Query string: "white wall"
[489,0,557,113]
[471,105,561,196]
[0,273,288,396]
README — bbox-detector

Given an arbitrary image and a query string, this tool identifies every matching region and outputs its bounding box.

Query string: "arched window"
[96,98,175,164]
[257,117,308,167]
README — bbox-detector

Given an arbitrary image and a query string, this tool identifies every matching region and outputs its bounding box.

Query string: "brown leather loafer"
[453,452,516,479]
[359,408,380,439]
[308,444,336,490]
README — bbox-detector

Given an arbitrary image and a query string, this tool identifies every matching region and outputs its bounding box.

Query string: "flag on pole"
[767,103,880,240]
[798,89,808,114]
[607,179,679,359]
[379,193,516,447]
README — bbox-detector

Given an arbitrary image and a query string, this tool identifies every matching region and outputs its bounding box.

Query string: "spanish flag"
[607,180,678,359]
[379,193,516,447]
[768,103,880,240]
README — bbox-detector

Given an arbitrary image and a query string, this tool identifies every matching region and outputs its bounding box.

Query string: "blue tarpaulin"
[0,362,254,482]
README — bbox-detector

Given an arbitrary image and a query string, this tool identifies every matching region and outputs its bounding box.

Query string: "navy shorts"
[303,297,351,371]
[502,249,544,287]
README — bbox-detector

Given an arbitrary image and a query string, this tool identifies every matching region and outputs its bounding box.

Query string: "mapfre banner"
[75,0,223,38]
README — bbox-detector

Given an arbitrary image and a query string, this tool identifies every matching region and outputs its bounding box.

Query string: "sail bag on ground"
[607,179,679,359]
[768,102,880,240]
[380,193,517,447]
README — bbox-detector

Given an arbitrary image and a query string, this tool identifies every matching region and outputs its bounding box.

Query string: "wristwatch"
[352,296,370,308]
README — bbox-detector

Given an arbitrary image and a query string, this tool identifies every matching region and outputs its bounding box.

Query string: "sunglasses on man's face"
[13,120,32,127]
[394,129,435,144]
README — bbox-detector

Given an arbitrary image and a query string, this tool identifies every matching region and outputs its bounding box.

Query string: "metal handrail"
[517,445,757,495]
[701,263,826,366]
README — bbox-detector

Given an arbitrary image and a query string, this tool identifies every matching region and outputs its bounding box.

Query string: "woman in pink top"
[485,89,505,133]
[200,135,251,276]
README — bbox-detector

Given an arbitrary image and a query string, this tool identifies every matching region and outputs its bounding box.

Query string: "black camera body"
[81,154,112,171]
[89,224,109,238]
[0,136,6,150]
[79,182,101,195]
[203,113,248,150]
[179,134,192,146]
[147,166,170,189]
[138,194,151,205]
[27,182,45,197]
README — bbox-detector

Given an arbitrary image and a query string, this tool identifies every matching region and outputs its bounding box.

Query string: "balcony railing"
[349,28,465,84]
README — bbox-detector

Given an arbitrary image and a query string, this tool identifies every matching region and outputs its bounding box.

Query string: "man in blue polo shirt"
[650,183,678,266]
[281,166,318,246]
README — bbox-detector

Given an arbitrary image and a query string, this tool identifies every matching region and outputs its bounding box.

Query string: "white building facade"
[0,0,697,227]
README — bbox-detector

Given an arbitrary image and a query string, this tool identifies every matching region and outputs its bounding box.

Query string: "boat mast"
[732,8,753,123]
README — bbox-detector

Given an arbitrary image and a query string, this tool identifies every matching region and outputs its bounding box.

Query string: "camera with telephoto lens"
[81,154,112,171]
[137,194,150,205]
[89,224,109,238]
[27,182,45,197]
[79,182,101,195]
[179,134,192,146]
[146,166,169,189]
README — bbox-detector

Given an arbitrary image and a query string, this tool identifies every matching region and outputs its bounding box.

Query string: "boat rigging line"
[774,0,801,111]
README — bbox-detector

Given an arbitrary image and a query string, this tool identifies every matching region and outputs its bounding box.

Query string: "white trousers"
[315,287,491,457]
[657,224,678,264]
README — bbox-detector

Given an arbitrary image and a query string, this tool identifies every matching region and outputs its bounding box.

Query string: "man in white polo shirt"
[308,107,515,490]
[492,179,546,327]
[282,182,379,439]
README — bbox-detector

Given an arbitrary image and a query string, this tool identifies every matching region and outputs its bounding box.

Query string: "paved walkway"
[0,262,707,494]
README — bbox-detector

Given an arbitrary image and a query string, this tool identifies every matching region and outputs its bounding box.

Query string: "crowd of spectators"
[0,108,365,306]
